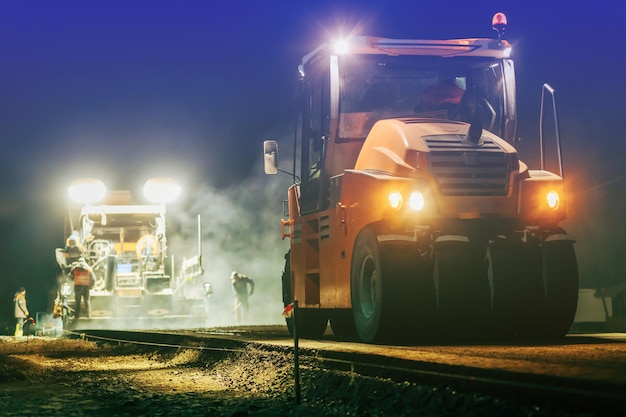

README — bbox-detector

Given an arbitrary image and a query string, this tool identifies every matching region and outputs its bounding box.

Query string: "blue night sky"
[0,1,624,322]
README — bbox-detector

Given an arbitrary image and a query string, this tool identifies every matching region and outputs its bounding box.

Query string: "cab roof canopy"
[302,36,511,67]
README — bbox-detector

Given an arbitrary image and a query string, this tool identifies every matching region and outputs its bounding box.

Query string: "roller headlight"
[388,190,426,211]
[409,191,425,211]
[388,192,403,210]
[546,190,560,210]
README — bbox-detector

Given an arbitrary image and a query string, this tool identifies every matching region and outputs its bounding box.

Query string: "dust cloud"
[164,134,295,329]
[166,177,291,327]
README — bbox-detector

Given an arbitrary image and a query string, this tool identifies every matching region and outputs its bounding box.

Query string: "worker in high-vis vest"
[69,259,95,319]
[13,287,29,337]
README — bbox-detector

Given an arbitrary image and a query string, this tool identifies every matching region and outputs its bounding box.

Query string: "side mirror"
[263,140,279,175]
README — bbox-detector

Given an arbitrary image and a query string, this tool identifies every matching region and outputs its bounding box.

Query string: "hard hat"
[74,259,89,269]
[231,271,238,278]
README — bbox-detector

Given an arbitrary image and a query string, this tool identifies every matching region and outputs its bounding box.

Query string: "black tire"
[351,227,386,342]
[486,239,544,338]
[295,309,328,339]
[351,227,424,343]
[432,239,490,336]
[329,310,357,339]
[383,240,434,341]
[351,227,385,342]
[538,239,579,338]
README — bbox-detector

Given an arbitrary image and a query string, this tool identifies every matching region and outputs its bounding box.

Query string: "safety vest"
[73,268,91,286]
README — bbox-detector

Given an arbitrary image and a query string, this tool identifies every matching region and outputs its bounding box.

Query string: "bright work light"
[67,178,106,205]
[333,38,350,55]
[409,191,425,211]
[143,177,181,204]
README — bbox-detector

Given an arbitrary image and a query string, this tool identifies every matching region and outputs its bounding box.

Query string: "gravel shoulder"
[0,336,299,417]
[0,335,608,417]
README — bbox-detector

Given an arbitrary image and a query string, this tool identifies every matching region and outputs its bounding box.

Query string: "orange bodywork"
[285,118,567,310]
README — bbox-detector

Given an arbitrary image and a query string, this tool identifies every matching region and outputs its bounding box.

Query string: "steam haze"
[167,182,291,327]
[166,133,293,328]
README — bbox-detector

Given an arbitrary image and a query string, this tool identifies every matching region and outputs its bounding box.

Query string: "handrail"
[539,83,564,178]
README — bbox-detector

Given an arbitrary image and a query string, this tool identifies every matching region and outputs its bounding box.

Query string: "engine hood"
[354,118,519,179]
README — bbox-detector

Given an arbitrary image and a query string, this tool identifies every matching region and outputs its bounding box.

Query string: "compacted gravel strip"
[1,334,621,416]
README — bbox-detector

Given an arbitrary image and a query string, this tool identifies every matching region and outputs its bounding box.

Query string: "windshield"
[81,211,164,243]
[338,55,507,140]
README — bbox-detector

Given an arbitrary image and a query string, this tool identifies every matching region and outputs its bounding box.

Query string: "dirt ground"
[0,335,606,417]
[0,335,303,417]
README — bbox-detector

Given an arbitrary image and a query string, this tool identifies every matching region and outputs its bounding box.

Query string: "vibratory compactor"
[264,13,578,342]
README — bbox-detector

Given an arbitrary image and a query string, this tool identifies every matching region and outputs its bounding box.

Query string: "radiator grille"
[424,135,512,196]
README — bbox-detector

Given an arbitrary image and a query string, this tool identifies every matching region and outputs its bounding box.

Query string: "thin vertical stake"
[293,300,301,405]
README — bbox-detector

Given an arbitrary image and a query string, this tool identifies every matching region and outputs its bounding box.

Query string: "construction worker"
[65,231,84,264]
[69,259,95,319]
[230,271,254,322]
[13,287,29,337]
[136,233,159,262]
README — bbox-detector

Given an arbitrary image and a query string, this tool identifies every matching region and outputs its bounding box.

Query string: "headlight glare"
[333,39,351,55]
[388,192,402,210]
[546,190,560,210]
[409,191,425,211]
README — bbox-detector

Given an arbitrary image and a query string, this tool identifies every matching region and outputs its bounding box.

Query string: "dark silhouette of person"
[417,77,465,119]
[69,259,95,319]
[230,271,254,322]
